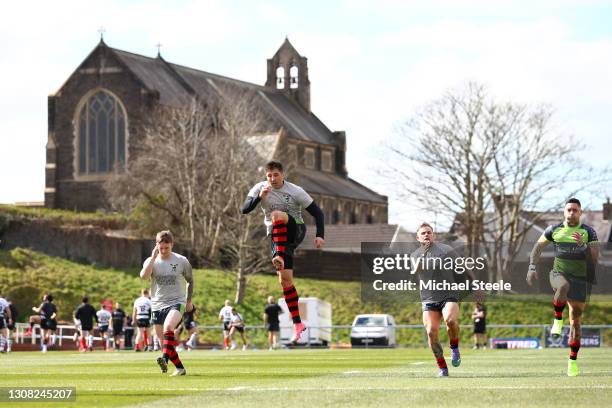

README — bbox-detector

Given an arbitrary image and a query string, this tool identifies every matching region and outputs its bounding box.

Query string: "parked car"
[350,314,396,347]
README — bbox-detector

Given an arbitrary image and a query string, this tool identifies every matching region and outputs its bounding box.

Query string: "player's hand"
[571,231,586,247]
[526,264,538,286]
[186,301,193,313]
[314,237,325,249]
[151,244,160,259]
[259,185,271,200]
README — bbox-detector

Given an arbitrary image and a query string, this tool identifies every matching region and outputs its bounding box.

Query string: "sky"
[1,0,611,228]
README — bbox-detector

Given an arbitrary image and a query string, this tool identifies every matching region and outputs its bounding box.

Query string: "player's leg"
[549,271,570,338]
[0,326,7,353]
[270,211,290,270]
[162,307,186,376]
[267,330,273,349]
[134,327,143,351]
[240,328,248,350]
[473,332,478,349]
[423,310,447,376]
[443,302,461,367]
[153,322,168,373]
[567,301,584,376]
[187,327,197,349]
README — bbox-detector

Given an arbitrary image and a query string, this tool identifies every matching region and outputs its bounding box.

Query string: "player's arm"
[242,183,265,214]
[263,312,268,325]
[140,245,159,279]
[6,306,12,323]
[527,235,551,286]
[184,260,194,312]
[132,306,137,323]
[305,201,325,249]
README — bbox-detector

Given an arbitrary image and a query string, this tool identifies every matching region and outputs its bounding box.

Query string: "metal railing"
[11,322,612,349]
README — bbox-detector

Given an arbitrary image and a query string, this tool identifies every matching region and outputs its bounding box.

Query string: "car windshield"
[355,316,386,326]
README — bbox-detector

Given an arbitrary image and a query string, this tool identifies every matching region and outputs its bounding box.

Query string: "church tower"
[265,38,311,112]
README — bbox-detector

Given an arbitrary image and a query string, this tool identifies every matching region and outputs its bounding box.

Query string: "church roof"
[298,169,387,204]
[110,46,336,145]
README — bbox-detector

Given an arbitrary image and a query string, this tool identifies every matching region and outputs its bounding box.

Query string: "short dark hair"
[417,222,434,233]
[566,198,581,207]
[156,230,173,244]
[46,294,53,302]
[82,296,88,303]
[265,161,283,172]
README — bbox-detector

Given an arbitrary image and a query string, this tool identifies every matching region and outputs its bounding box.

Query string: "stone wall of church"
[49,45,154,212]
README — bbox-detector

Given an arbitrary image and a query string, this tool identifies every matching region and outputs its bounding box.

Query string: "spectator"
[263,296,283,350]
[472,302,488,350]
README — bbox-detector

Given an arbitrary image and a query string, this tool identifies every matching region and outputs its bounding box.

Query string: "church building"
[45,39,388,224]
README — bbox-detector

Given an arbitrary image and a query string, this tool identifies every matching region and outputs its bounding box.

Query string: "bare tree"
[385,81,610,282]
[106,88,271,302]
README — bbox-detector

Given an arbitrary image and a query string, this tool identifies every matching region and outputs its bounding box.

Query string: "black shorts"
[7,322,15,331]
[41,319,57,331]
[270,215,306,270]
[152,304,184,326]
[183,321,197,331]
[223,321,232,331]
[136,318,151,328]
[266,322,280,332]
[99,325,109,334]
[112,323,124,335]
[550,271,590,303]
[0,318,5,330]
[473,320,486,334]
[81,322,93,332]
[422,298,459,312]
[232,326,245,334]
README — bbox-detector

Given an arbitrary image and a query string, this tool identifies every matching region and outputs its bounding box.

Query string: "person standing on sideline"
[229,308,248,351]
[74,296,97,352]
[219,300,233,350]
[111,302,127,351]
[33,294,58,352]
[263,296,283,350]
[132,289,152,352]
[242,161,325,343]
[96,305,112,350]
[472,302,487,350]
[140,230,194,377]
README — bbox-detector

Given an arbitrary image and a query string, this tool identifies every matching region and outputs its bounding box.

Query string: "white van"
[278,297,332,346]
[350,314,397,347]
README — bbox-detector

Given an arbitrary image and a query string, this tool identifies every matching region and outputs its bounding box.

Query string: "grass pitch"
[1,348,611,407]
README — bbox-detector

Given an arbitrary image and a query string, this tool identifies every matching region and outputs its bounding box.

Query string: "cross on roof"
[156,42,162,57]
[98,26,106,40]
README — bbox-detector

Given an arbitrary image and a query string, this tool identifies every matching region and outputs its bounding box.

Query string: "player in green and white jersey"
[527,198,599,376]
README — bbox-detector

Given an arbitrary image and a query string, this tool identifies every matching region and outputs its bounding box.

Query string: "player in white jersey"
[229,308,248,351]
[140,230,194,377]
[96,306,112,350]
[242,161,325,343]
[0,295,13,353]
[133,289,152,352]
[218,300,233,350]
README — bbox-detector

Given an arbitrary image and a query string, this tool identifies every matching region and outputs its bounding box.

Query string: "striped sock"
[569,340,580,360]
[283,285,301,324]
[553,300,566,320]
[437,357,448,369]
[271,220,288,266]
[0,335,5,351]
[163,330,184,369]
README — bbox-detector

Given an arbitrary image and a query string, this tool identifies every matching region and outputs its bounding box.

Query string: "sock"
[87,335,93,347]
[30,321,35,329]
[163,330,184,369]
[283,285,301,324]
[437,357,448,369]
[553,300,567,320]
[0,335,5,351]
[7,336,12,351]
[51,334,56,345]
[189,333,197,344]
[143,331,149,347]
[223,337,229,347]
[271,220,288,266]
[569,340,580,360]
[80,338,86,349]
[450,338,459,349]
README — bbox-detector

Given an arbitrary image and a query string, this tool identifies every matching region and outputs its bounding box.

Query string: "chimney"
[603,197,612,221]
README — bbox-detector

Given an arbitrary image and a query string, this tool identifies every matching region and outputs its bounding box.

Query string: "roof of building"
[110,44,337,146]
[298,169,387,204]
[300,224,411,252]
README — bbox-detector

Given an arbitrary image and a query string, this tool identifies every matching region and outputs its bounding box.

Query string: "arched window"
[290,66,298,89]
[276,66,285,89]
[76,90,127,176]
